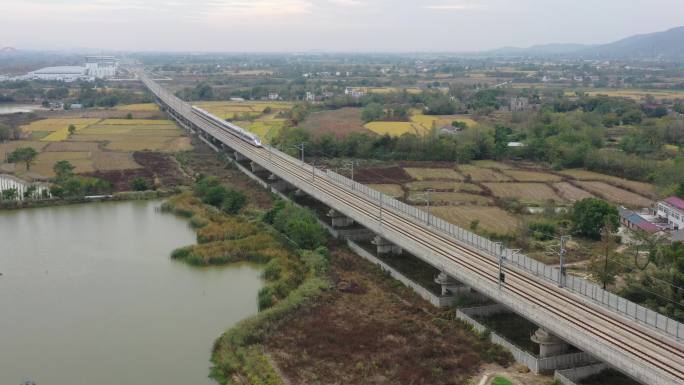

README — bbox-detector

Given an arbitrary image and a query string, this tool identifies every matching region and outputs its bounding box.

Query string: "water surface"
[0,200,262,385]
[0,104,43,115]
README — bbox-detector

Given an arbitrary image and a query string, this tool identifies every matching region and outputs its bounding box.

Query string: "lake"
[0,200,263,385]
[0,104,44,115]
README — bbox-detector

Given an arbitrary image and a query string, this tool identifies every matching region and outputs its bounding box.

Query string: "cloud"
[422,1,486,10]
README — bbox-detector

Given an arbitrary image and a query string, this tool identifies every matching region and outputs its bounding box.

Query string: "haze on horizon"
[2,0,683,53]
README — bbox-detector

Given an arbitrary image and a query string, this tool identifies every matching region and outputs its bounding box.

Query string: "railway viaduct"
[137,70,684,385]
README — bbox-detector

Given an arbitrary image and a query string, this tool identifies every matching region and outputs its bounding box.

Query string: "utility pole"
[426,188,433,225]
[497,242,505,289]
[294,143,305,164]
[559,235,570,288]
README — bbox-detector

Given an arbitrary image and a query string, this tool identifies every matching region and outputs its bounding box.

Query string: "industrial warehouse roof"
[31,66,85,74]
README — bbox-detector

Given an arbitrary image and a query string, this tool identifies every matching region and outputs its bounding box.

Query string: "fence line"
[147,76,683,342]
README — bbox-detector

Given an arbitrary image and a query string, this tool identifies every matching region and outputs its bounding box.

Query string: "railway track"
[142,74,684,385]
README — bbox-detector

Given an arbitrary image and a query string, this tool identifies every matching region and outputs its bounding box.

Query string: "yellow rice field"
[365,113,478,136]
[113,103,160,111]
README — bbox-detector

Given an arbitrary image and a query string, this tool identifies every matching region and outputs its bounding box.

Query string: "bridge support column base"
[434,271,471,297]
[372,236,402,256]
[267,174,289,192]
[328,209,354,228]
[250,161,266,173]
[234,152,248,162]
[531,328,569,358]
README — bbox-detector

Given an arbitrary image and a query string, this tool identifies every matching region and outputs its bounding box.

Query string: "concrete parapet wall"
[555,363,608,385]
[455,308,597,374]
[347,240,453,308]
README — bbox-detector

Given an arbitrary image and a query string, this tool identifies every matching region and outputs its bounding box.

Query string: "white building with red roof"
[656,196,684,230]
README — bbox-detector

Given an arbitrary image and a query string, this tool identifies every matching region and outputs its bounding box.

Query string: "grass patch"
[491,376,515,385]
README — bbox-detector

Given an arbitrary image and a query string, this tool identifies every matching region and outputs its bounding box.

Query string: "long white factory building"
[6,56,118,82]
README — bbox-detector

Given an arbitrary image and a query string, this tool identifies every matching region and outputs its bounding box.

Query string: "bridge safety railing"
[317,162,684,341]
[143,74,683,342]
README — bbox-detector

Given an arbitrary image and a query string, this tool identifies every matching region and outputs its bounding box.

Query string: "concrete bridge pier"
[268,174,293,192]
[372,236,403,256]
[328,209,354,228]
[531,328,570,357]
[250,161,266,173]
[434,271,471,296]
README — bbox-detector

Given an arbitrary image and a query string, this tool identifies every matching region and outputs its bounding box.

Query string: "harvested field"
[403,167,463,181]
[574,181,653,207]
[559,169,655,197]
[91,152,141,171]
[411,113,477,130]
[99,118,172,125]
[355,166,413,184]
[502,170,562,182]
[113,103,159,111]
[0,140,47,158]
[84,151,188,191]
[44,141,101,152]
[33,152,94,177]
[472,160,513,169]
[300,108,370,138]
[196,101,294,120]
[233,118,286,143]
[368,183,404,198]
[408,192,493,205]
[406,180,483,193]
[365,121,420,136]
[433,206,520,234]
[266,248,512,385]
[553,182,595,202]
[484,182,565,203]
[20,118,100,133]
[458,165,512,182]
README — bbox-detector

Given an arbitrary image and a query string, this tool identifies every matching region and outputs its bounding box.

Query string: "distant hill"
[0,47,18,54]
[484,26,684,60]
[488,43,593,56]
[580,26,684,60]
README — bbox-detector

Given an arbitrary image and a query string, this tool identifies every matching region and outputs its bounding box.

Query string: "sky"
[1,0,683,52]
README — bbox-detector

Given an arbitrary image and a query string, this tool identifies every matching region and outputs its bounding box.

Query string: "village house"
[656,197,684,230]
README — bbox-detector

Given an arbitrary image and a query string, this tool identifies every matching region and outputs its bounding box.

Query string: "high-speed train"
[191,105,262,147]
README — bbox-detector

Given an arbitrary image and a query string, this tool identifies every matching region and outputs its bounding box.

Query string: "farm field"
[574,181,653,207]
[408,191,493,205]
[368,183,404,198]
[365,112,478,136]
[553,182,595,202]
[300,108,370,138]
[113,103,160,111]
[233,114,287,143]
[484,182,565,204]
[572,89,684,101]
[502,170,562,182]
[458,164,512,182]
[558,169,655,197]
[2,117,191,181]
[403,167,463,180]
[406,180,482,192]
[433,206,520,234]
[196,101,294,120]
[356,160,658,237]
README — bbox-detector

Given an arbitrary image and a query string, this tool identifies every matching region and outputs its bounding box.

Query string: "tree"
[126,112,133,119]
[590,220,620,289]
[361,103,384,122]
[53,160,75,179]
[1,188,17,201]
[23,185,37,199]
[7,147,38,171]
[68,124,76,135]
[571,198,619,239]
[131,177,149,191]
